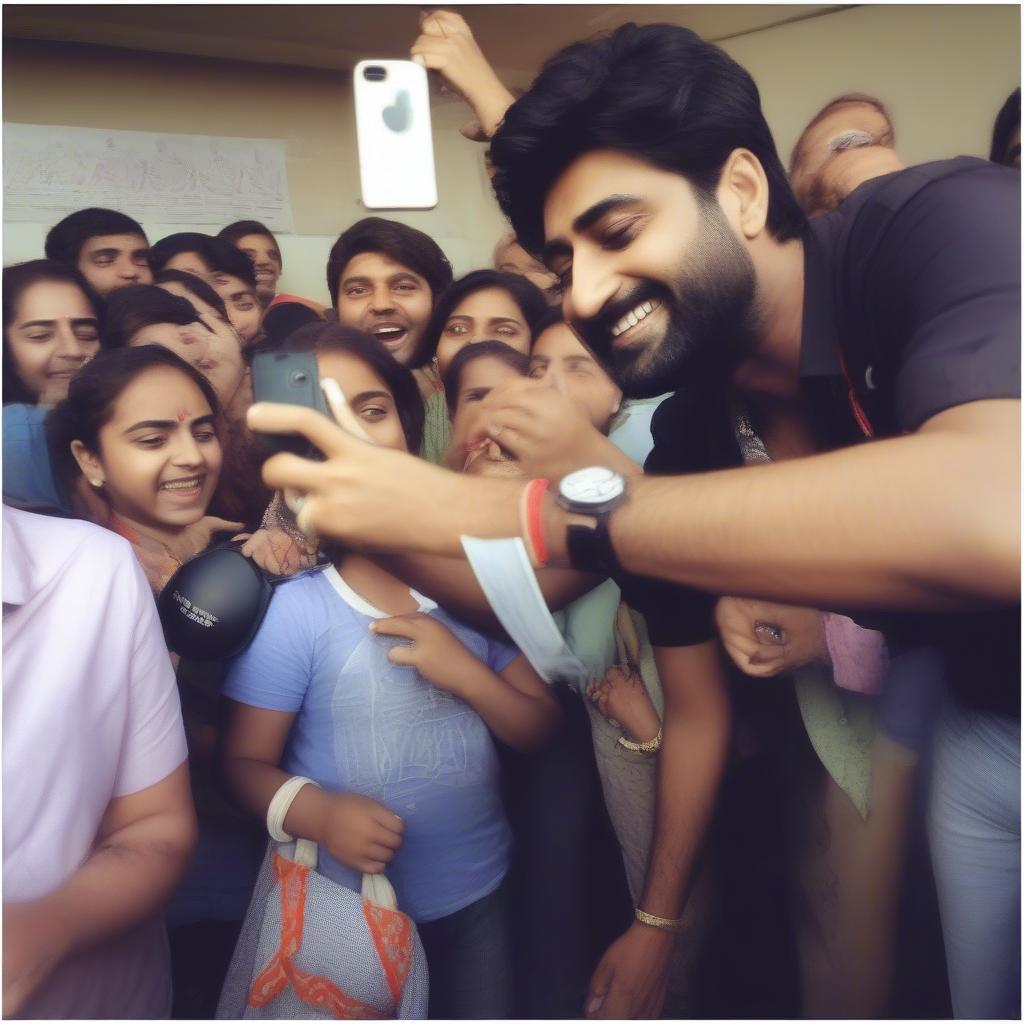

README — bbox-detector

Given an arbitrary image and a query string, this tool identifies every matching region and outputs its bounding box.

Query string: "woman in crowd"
[3,259,103,406]
[3,259,106,512]
[46,344,271,1016]
[47,345,230,593]
[412,268,547,472]
[105,281,315,575]
[218,323,560,1019]
[327,216,454,462]
[415,268,548,377]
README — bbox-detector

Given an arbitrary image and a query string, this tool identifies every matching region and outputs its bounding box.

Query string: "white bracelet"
[266,776,320,842]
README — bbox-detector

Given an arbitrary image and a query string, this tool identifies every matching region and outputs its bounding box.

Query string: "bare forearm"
[220,755,331,844]
[18,807,195,966]
[459,664,561,752]
[471,79,516,138]
[640,655,730,918]
[607,426,1019,610]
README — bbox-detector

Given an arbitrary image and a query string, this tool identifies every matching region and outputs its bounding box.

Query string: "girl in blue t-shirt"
[219,323,560,1019]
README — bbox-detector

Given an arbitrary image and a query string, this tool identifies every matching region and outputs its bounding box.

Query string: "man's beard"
[575,200,760,399]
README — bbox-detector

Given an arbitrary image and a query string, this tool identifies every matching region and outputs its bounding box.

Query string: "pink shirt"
[3,506,188,1019]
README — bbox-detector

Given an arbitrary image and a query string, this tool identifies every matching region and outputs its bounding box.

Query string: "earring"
[89,478,104,488]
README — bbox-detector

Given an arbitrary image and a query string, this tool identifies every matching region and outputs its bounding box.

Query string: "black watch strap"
[565,515,622,577]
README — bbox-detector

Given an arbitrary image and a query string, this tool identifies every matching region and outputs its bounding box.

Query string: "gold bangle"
[634,907,683,933]
[617,726,662,754]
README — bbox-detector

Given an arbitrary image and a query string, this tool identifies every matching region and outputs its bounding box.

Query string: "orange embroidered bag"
[216,837,428,1019]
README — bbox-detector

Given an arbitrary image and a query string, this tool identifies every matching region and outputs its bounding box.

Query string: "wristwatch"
[556,466,627,576]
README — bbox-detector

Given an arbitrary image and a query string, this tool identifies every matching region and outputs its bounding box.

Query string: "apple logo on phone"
[382,90,412,133]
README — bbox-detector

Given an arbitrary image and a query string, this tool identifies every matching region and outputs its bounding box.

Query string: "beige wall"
[720,4,1020,168]
[3,6,1020,302]
[2,39,508,303]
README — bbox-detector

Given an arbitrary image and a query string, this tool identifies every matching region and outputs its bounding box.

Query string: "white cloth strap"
[267,775,319,842]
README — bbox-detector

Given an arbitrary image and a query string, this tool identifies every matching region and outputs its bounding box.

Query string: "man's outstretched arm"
[588,400,1019,610]
[250,398,1019,612]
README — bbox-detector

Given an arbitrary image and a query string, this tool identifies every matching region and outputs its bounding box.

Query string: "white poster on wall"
[2,123,294,231]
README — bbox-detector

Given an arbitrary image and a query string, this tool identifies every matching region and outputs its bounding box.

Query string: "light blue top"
[2,404,68,511]
[224,565,518,923]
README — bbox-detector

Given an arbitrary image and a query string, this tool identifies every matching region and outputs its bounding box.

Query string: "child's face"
[528,322,621,433]
[452,356,525,478]
[317,349,408,453]
[74,365,222,533]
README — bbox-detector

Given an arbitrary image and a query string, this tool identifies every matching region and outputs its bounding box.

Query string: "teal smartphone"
[251,350,331,456]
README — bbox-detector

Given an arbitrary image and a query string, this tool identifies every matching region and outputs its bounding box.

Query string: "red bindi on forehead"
[176,408,191,423]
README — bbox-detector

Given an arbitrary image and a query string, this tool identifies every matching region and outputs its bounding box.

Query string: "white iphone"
[353,60,438,210]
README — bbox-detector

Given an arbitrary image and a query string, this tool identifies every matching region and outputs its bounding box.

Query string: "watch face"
[560,466,625,508]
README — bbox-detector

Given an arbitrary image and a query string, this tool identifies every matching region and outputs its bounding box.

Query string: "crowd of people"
[2,10,1020,1021]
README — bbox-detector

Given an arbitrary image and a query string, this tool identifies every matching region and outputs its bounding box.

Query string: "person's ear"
[70,440,104,488]
[717,148,770,240]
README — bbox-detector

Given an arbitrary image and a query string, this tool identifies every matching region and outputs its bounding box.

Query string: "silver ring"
[754,621,785,645]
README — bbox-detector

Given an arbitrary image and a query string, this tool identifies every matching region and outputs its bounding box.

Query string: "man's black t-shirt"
[628,156,1020,715]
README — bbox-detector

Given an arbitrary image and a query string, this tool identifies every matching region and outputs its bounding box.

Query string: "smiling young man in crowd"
[249,21,1020,1021]
[326,217,453,367]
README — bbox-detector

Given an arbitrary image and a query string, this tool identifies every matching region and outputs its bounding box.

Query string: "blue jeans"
[417,881,513,1019]
[928,696,1020,1018]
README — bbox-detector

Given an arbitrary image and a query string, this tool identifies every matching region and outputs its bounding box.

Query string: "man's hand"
[319,792,404,875]
[248,400,520,557]
[585,921,676,1018]
[232,527,317,576]
[715,596,828,678]
[460,377,632,483]
[2,902,66,1017]
[410,10,515,137]
[371,613,480,696]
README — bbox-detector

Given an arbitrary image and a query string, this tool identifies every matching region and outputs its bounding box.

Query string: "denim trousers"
[417,881,513,1019]
[928,695,1020,1018]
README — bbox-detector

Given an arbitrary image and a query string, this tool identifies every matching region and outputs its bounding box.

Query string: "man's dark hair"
[411,269,548,370]
[442,339,530,416]
[490,23,806,255]
[103,284,203,349]
[44,208,149,265]
[326,217,453,309]
[283,322,426,454]
[153,269,230,321]
[3,260,106,404]
[218,220,282,266]
[789,93,896,174]
[46,345,220,493]
[150,232,257,289]
[203,236,258,289]
[149,232,215,275]
[990,87,1021,165]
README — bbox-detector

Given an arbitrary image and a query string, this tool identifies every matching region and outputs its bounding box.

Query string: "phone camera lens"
[363,65,387,82]
[290,370,309,386]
